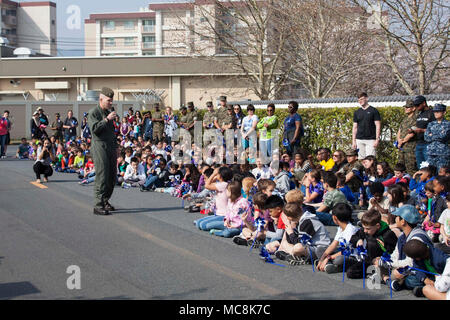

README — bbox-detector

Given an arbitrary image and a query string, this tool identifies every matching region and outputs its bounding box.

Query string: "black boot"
[93,206,110,216]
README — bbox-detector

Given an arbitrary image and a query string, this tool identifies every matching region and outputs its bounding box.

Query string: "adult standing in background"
[0,110,10,158]
[186,102,198,137]
[241,104,259,151]
[214,96,229,132]
[164,106,177,144]
[396,99,417,176]
[352,92,381,159]
[63,110,78,142]
[151,103,164,143]
[30,111,42,140]
[257,103,278,159]
[36,107,49,126]
[283,101,303,157]
[87,87,117,216]
[50,112,64,142]
[233,104,244,131]
[410,95,435,169]
[425,104,450,171]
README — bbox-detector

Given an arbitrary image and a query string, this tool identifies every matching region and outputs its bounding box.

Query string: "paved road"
[0,151,418,300]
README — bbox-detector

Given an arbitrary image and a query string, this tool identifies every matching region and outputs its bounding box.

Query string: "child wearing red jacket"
[383,163,410,187]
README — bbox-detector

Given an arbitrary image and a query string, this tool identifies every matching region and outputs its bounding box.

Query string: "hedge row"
[173,107,427,165]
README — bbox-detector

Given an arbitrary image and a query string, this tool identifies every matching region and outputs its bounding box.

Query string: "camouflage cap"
[345,148,358,156]
[206,101,213,107]
[100,87,114,99]
[187,101,194,107]
[403,99,414,108]
[218,96,227,101]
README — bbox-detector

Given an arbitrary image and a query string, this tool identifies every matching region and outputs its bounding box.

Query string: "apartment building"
[84,1,241,57]
[0,0,57,56]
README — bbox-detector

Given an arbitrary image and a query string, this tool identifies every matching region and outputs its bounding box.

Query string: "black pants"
[33,162,53,179]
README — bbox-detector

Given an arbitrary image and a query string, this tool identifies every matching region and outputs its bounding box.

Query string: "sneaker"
[248,239,263,248]
[275,250,290,261]
[391,279,404,292]
[209,229,220,235]
[287,255,307,266]
[413,286,424,298]
[233,236,248,246]
[324,263,341,274]
[79,179,88,185]
[140,186,150,192]
[121,182,131,189]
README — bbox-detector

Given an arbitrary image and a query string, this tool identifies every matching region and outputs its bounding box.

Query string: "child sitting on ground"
[422,180,446,243]
[345,209,398,279]
[264,195,286,254]
[257,179,275,197]
[379,204,433,292]
[195,166,233,232]
[73,148,85,173]
[317,203,360,273]
[303,169,325,204]
[436,194,450,255]
[139,157,167,191]
[233,191,269,247]
[336,172,356,204]
[403,239,450,298]
[121,156,146,188]
[16,138,30,159]
[273,161,291,197]
[210,180,250,238]
[316,172,348,226]
[383,162,410,187]
[275,201,331,265]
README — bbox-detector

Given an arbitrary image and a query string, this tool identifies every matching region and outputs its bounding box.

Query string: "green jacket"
[257,115,278,140]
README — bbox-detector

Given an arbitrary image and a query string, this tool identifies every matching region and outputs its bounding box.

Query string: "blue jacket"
[412,247,449,283]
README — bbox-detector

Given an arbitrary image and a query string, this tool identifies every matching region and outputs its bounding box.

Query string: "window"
[124,20,135,30]
[142,20,155,33]
[124,37,135,46]
[104,21,115,31]
[105,38,115,47]
[143,51,155,56]
[52,20,55,25]
[143,36,155,49]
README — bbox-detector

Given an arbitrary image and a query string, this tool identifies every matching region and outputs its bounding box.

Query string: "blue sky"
[17,0,172,56]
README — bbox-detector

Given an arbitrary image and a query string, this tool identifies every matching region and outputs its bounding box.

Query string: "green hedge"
[172,107,423,165]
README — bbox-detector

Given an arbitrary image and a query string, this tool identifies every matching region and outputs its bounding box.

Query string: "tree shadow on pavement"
[0,281,41,299]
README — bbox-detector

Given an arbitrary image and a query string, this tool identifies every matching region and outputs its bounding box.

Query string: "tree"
[272,0,386,99]
[176,0,292,100]
[350,0,450,95]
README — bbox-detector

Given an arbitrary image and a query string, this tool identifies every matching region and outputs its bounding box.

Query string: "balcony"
[142,25,155,33]
[142,42,155,49]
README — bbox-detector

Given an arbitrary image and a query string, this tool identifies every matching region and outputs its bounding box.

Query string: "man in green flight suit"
[87,87,117,216]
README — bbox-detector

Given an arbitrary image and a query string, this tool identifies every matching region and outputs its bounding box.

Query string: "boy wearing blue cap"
[425,104,450,171]
[380,204,433,291]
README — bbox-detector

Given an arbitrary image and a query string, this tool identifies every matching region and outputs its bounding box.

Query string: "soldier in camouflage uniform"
[151,103,164,143]
[87,87,117,216]
[186,102,198,137]
[214,96,229,133]
[203,101,216,143]
[177,106,190,131]
[396,99,418,176]
[337,148,364,204]
[425,104,450,171]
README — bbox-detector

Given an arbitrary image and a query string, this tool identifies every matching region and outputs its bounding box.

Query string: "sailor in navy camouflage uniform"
[425,104,450,171]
